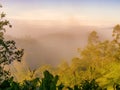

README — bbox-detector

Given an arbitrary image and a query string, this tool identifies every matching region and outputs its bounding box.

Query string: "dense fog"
[5,20,113,69]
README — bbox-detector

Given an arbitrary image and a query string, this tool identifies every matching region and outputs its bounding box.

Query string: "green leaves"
[21,78,40,90]
[80,79,103,90]
[1,70,120,90]
[39,70,59,90]
[0,77,20,90]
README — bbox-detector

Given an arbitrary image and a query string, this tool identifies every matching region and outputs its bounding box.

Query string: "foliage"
[0,77,20,90]
[0,70,105,90]
[21,78,40,90]
[39,70,59,90]
[79,79,104,90]
[113,83,120,90]
[0,5,24,83]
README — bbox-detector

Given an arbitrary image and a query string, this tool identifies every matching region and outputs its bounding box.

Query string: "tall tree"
[0,5,24,83]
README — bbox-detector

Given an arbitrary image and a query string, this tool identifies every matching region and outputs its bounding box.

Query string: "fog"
[5,20,113,69]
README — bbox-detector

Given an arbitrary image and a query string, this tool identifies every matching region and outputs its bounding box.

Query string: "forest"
[1,4,120,90]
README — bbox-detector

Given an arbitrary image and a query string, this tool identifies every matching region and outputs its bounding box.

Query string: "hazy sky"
[1,0,120,26]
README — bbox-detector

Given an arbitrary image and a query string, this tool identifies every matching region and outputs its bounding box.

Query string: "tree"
[0,5,24,83]
[88,31,99,44]
[113,24,120,43]
[76,25,120,88]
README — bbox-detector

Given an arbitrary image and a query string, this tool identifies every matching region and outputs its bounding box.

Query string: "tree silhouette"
[0,5,24,83]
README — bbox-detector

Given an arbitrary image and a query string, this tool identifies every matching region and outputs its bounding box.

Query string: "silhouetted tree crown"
[0,5,24,83]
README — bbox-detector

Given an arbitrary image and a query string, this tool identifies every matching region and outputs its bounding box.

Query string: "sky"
[1,0,120,26]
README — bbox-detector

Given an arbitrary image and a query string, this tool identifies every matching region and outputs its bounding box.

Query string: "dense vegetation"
[1,4,120,90]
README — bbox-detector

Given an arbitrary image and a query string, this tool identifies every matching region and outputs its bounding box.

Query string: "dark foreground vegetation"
[0,70,120,90]
[0,70,107,90]
[1,4,120,90]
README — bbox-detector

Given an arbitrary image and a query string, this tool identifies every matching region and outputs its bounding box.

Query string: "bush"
[79,79,105,90]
